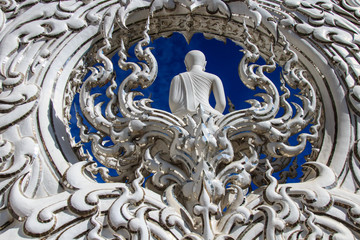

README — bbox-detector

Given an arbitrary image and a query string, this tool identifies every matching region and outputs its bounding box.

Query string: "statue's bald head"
[185,50,206,71]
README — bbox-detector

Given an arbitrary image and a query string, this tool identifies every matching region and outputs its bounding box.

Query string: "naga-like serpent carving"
[74,10,321,238]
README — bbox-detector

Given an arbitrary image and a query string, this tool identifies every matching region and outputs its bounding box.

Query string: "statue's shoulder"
[171,72,188,86]
[175,72,192,81]
[173,72,188,78]
[179,72,190,77]
[172,73,183,81]
[202,71,221,81]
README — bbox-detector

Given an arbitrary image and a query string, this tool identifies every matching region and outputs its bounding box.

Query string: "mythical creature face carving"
[70,12,322,238]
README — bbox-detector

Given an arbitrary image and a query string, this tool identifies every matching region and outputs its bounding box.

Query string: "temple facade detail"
[0,0,360,239]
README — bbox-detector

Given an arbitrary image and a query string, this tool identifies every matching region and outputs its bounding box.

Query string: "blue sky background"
[70,33,311,184]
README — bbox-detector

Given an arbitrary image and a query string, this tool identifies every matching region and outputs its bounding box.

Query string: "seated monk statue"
[169,50,226,118]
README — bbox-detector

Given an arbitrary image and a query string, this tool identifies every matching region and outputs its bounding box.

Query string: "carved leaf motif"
[150,0,230,17]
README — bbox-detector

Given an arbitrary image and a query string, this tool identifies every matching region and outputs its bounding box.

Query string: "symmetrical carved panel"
[0,0,360,239]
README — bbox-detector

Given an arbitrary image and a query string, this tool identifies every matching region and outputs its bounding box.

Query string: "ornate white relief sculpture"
[1,0,360,239]
[169,50,226,118]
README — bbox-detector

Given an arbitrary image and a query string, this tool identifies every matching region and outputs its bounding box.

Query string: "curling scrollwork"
[72,12,328,238]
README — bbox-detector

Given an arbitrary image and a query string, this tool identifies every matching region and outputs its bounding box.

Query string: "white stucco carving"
[169,50,226,118]
[0,0,360,239]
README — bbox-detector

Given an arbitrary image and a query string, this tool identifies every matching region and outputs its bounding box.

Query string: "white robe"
[169,72,222,117]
